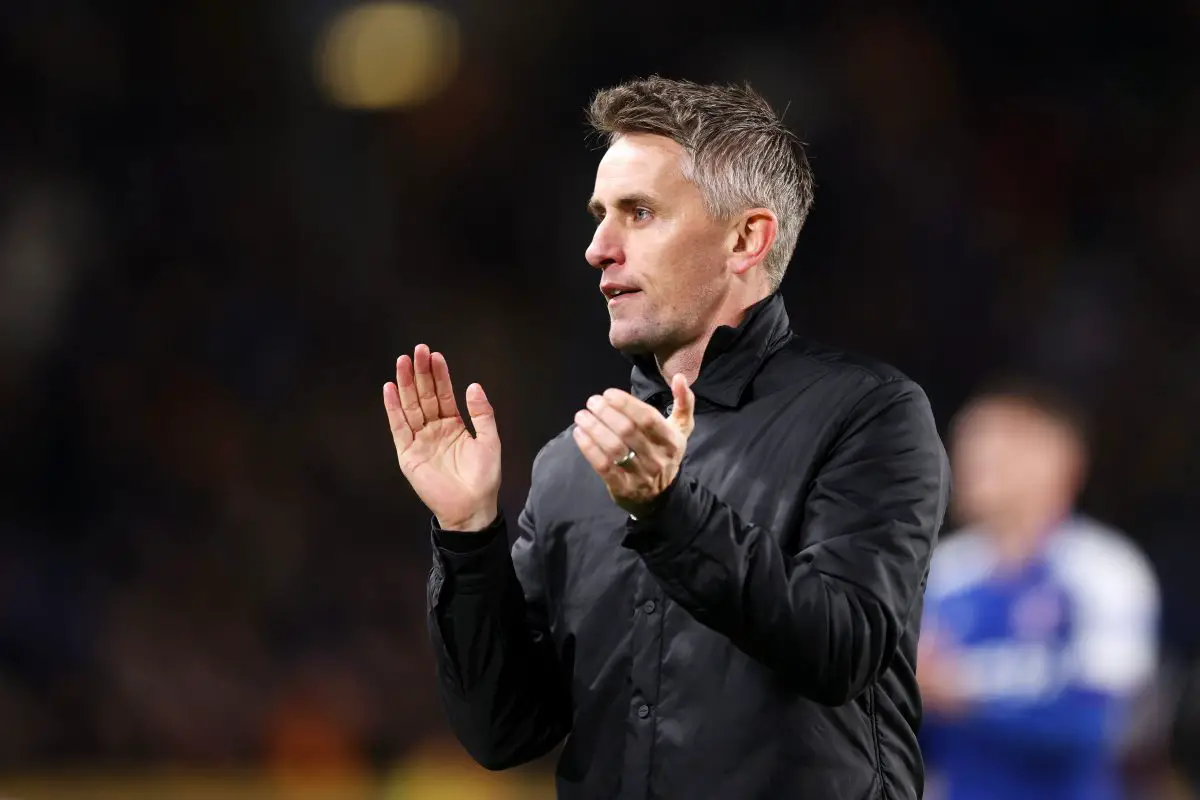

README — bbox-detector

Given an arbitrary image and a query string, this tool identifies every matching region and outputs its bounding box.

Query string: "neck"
[656,338,710,385]
[989,504,1071,568]
[654,287,769,383]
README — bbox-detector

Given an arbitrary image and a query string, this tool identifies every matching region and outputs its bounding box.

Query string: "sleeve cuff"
[431,514,512,598]
[433,514,505,553]
[621,476,704,561]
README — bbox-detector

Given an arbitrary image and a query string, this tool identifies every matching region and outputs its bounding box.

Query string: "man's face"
[951,399,1081,527]
[586,134,730,354]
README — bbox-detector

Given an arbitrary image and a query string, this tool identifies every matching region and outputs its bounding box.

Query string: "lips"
[607,291,640,307]
[600,283,641,302]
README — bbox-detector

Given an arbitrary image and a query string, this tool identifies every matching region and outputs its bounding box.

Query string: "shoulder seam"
[835,374,916,430]
[779,336,913,387]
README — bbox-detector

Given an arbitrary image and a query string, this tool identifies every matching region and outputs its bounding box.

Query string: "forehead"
[593,133,690,196]
[955,399,1066,445]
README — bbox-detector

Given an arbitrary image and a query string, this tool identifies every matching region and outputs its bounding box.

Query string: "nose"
[585,218,623,270]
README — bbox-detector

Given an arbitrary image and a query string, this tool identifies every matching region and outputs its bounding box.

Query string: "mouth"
[601,285,642,305]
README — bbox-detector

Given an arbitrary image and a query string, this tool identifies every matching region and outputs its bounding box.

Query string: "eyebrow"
[587,192,660,219]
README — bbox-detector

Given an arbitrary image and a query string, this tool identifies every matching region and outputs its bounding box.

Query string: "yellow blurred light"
[316,2,460,110]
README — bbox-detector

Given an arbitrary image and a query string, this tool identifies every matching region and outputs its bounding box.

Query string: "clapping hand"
[382,344,501,532]
[572,373,696,517]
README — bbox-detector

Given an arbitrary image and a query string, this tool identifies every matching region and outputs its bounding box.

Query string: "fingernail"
[587,396,603,411]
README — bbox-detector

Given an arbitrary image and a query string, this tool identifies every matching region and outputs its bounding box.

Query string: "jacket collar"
[629,292,793,409]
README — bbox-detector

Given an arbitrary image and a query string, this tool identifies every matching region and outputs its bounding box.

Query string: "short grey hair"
[587,76,815,289]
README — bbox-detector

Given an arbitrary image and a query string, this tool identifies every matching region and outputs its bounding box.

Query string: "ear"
[726,208,777,277]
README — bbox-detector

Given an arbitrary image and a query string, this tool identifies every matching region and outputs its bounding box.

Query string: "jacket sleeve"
[623,377,950,706]
[427,497,573,769]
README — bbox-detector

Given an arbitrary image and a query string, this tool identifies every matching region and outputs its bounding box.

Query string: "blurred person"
[383,77,950,799]
[920,382,1160,800]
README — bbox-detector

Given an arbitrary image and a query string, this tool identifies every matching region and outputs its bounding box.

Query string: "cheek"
[633,225,722,311]
[1018,451,1062,492]
[956,462,1000,501]
[633,235,684,291]
[956,441,1013,494]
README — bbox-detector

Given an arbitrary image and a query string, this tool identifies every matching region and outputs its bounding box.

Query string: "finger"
[465,383,499,442]
[574,408,633,462]
[600,389,674,446]
[669,374,696,437]
[573,425,615,477]
[430,351,461,421]
[584,395,653,454]
[383,381,414,452]
[395,355,425,431]
[413,344,441,422]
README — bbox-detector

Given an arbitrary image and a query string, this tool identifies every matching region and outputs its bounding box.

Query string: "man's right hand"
[383,344,501,532]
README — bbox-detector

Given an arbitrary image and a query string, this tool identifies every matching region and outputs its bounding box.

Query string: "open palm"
[383,344,501,532]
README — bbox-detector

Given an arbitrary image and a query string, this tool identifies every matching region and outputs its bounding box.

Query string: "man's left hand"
[573,374,695,517]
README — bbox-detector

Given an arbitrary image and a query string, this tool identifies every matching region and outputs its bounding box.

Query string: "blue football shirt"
[921,517,1159,800]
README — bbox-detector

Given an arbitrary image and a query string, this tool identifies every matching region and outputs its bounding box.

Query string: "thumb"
[465,383,499,441]
[669,374,695,437]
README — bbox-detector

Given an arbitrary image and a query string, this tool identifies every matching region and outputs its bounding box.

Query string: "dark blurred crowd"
[0,0,1198,783]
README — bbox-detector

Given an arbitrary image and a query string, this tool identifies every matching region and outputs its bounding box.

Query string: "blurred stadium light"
[316,2,460,110]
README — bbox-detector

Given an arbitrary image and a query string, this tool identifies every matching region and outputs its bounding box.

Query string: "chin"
[608,327,652,354]
[608,316,685,356]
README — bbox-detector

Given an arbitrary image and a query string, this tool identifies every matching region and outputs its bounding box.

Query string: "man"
[919,382,1160,800]
[383,77,950,799]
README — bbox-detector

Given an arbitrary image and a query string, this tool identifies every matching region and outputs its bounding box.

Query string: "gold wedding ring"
[614,450,636,469]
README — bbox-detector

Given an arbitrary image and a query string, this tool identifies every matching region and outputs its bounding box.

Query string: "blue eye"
[634,208,651,221]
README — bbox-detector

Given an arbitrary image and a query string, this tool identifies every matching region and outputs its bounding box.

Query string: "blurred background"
[0,0,1198,797]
